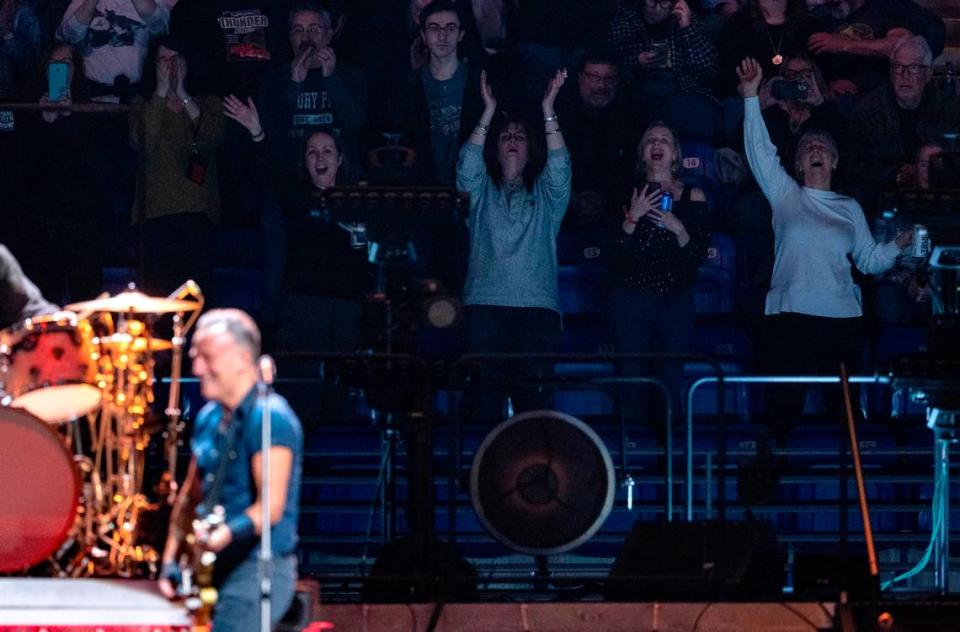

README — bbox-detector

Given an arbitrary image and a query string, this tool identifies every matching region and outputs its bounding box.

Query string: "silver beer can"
[912,224,930,259]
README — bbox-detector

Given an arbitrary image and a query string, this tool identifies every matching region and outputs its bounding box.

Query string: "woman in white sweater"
[737,57,912,442]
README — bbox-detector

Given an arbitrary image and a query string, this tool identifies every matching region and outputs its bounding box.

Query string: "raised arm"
[738,57,798,205]
[467,69,496,147]
[541,68,567,152]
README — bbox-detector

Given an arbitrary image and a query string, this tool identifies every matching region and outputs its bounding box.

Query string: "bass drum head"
[0,407,79,572]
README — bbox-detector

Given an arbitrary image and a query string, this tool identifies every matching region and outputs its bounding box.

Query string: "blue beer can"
[660,191,673,212]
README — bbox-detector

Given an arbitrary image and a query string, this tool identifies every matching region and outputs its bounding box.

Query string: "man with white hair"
[850,35,960,211]
[805,0,945,97]
[158,308,303,632]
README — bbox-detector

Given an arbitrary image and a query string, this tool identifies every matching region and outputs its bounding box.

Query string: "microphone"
[258,354,276,386]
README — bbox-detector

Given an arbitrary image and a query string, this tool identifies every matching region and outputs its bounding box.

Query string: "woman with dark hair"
[456,68,570,417]
[225,93,369,353]
[716,0,808,98]
[277,127,371,354]
[129,34,224,297]
[738,57,911,443]
[607,122,710,439]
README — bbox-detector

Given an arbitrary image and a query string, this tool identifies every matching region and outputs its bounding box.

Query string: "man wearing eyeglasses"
[555,47,646,227]
[805,0,945,98]
[398,0,482,187]
[258,1,367,183]
[850,35,960,211]
[393,0,483,296]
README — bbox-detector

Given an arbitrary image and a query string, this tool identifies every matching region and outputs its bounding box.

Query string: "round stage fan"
[470,410,615,556]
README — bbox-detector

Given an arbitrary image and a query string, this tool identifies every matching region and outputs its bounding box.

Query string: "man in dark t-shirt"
[258,1,367,183]
[805,0,945,97]
[398,0,482,186]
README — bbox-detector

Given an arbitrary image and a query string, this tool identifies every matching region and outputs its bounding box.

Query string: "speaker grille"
[470,410,615,556]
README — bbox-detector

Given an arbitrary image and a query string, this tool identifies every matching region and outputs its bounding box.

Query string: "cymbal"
[66,290,199,314]
[95,334,173,352]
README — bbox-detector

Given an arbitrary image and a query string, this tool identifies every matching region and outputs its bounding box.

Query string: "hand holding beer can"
[912,224,930,259]
[655,191,673,229]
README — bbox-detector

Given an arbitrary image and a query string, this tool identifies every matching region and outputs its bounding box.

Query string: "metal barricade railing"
[684,373,893,522]
[452,352,725,526]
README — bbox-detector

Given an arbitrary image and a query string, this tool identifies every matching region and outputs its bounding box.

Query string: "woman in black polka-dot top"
[605,121,711,440]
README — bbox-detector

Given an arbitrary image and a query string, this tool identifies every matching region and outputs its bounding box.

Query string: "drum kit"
[0,282,203,577]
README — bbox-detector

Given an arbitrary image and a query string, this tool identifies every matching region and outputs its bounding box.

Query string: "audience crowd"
[1,0,958,425]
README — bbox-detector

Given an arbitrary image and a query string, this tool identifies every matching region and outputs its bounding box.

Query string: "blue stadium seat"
[679,140,721,213]
[694,233,737,314]
[660,93,721,144]
[558,263,607,315]
[556,226,606,266]
[559,317,611,354]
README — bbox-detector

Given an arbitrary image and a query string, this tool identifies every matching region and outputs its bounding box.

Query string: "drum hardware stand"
[51,282,203,578]
[161,281,204,501]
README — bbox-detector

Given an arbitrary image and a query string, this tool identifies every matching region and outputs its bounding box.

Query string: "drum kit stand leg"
[0,282,203,577]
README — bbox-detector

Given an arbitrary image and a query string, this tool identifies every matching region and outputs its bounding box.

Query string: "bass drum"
[0,407,79,572]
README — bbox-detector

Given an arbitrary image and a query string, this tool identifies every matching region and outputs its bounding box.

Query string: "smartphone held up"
[47,61,69,102]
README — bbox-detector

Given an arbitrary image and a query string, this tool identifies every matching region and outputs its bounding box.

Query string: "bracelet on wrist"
[545,128,562,136]
[623,212,639,225]
[543,113,558,122]
[476,122,490,132]
[251,130,265,141]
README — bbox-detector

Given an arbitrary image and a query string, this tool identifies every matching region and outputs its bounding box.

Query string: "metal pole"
[258,356,276,632]
[934,423,950,594]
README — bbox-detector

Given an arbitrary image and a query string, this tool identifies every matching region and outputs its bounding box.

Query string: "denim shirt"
[456,143,571,313]
[192,386,303,561]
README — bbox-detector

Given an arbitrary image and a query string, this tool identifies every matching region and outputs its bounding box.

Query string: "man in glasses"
[258,1,367,183]
[555,47,646,227]
[392,0,484,293]
[850,35,959,211]
[605,0,716,112]
[805,0,945,98]
[398,0,482,187]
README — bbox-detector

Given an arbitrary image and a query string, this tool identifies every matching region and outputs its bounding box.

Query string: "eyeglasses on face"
[423,23,461,36]
[290,24,329,36]
[782,68,814,81]
[581,70,619,84]
[891,63,929,77]
[646,0,674,8]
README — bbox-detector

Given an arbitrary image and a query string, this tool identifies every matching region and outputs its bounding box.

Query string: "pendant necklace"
[766,26,784,65]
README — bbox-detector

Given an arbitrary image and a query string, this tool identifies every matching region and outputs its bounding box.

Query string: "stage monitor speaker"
[362,536,478,603]
[607,519,784,601]
[793,552,878,601]
[470,410,615,556]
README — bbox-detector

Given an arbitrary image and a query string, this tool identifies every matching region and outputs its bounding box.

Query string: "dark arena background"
[1,0,960,630]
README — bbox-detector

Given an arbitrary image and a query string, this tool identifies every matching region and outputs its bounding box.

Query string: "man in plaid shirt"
[605,0,716,107]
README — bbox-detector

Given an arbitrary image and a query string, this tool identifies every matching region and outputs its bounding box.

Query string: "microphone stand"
[258,355,276,632]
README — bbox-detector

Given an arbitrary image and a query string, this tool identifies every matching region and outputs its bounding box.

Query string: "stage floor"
[0,578,191,627]
[0,579,837,631]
